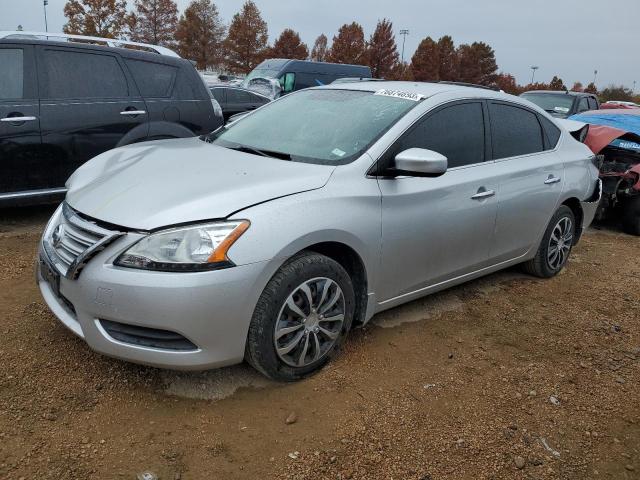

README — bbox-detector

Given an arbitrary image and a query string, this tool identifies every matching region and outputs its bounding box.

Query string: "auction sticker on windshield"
[374,89,425,102]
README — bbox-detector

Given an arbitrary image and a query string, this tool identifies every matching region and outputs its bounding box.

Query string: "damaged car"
[569,109,640,235]
[37,82,600,381]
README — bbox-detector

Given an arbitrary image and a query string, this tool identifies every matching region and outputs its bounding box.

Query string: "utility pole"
[43,0,49,32]
[530,66,539,84]
[399,29,409,65]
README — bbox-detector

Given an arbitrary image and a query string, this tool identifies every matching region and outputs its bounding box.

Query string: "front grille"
[100,320,198,351]
[43,203,123,279]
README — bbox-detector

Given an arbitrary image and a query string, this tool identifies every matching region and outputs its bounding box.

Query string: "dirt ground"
[0,205,638,480]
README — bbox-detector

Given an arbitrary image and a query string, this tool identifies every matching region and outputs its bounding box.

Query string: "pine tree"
[437,35,458,81]
[270,29,309,60]
[410,37,439,82]
[63,0,128,38]
[367,19,399,78]
[549,76,566,91]
[129,0,178,47]
[310,34,329,62]
[224,0,269,74]
[175,0,225,70]
[458,42,497,85]
[327,22,367,64]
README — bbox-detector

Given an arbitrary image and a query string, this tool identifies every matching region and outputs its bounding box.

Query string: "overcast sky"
[2,0,638,89]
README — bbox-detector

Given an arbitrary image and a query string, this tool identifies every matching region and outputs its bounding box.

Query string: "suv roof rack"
[438,81,500,92]
[0,31,179,58]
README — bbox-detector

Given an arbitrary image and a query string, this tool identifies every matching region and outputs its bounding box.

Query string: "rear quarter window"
[126,59,177,98]
[0,49,24,99]
[489,103,544,159]
[539,115,561,149]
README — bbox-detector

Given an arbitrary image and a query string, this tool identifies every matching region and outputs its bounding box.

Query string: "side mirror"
[282,72,296,93]
[392,148,448,177]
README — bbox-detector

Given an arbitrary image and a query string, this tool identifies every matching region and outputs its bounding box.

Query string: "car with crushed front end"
[37,82,601,381]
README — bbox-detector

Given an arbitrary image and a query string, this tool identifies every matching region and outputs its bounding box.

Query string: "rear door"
[487,102,564,263]
[0,44,43,196]
[126,58,218,135]
[37,46,147,188]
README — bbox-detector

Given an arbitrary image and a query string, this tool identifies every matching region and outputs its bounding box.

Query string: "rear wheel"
[523,205,576,278]
[245,252,355,381]
[621,197,640,236]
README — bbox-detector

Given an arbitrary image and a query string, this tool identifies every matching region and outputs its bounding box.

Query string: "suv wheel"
[245,252,354,381]
[622,197,640,236]
[523,205,576,278]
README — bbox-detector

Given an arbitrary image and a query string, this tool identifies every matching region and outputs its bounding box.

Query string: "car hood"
[65,137,335,230]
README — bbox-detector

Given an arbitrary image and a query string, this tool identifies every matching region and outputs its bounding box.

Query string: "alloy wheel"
[274,277,345,367]
[547,216,573,270]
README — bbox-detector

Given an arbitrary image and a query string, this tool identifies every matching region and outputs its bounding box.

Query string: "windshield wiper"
[228,144,292,161]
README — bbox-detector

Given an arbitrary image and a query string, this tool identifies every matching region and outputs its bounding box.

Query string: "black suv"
[0,36,223,205]
[520,90,600,119]
[210,85,271,122]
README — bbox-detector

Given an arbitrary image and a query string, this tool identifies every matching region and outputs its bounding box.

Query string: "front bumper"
[37,238,273,370]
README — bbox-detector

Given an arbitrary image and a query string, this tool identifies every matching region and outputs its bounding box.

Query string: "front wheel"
[245,252,355,381]
[523,205,576,278]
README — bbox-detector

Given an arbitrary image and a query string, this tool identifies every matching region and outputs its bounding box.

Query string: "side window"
[388,102,485,170]
[125,59,177,98]
[249,92,268,104]
[588,97,598,110]
[539,115,561,149]
[489,103,544,159]
[228,89,251,103]
[578,97,590,112]
[0,49,24,99]
[211,88,225,103]
[41,49,128,99]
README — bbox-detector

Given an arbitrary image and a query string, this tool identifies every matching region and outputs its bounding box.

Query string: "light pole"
[399,29,409,65]
[593,69,598,85]
[634,80,637,94]
[43,0,49,32]
[530,66,539,84]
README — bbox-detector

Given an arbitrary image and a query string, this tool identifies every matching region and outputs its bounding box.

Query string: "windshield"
[209,89,419,165]
[242,68,281,88]
[521,93,575,117]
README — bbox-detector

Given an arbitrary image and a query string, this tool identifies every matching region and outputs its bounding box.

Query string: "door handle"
[471,189,495,200]
[1,116,37,122]
[544,176,561,185]
[120,110,147,116]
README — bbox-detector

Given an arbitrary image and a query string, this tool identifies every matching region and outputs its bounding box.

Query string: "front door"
[377,101,498,302]
[37,46,148,188]
[0,44,43,196]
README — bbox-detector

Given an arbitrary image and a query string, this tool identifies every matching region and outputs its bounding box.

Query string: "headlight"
[115,220,249,272]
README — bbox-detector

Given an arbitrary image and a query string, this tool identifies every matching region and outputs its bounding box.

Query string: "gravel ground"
[0,205,638,480]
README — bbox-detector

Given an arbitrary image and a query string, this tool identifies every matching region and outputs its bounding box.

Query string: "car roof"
[522,90,594,97]
[318,80,511,100]
[0,37,186,66]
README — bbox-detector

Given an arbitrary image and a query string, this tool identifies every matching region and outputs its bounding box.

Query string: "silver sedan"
[37,82,601,381]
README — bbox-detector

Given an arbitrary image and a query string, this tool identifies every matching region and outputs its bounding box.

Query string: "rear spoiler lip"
[556,118,589,143]
[556,118,587,133]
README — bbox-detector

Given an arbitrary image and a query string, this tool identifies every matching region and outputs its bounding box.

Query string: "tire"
[522,205,576,278]
[245,252,355,382]
[622,197,640,236]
